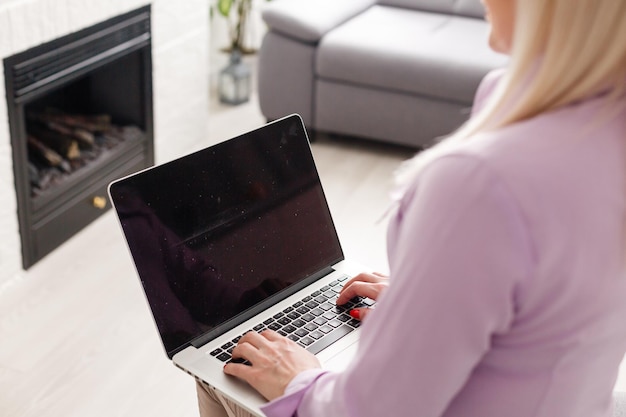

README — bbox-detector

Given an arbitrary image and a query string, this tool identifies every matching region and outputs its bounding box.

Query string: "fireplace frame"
[4,6,154,269]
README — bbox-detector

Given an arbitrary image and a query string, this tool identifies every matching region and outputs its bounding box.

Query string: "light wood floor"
[0,92,416,417]
[2,92,625,417]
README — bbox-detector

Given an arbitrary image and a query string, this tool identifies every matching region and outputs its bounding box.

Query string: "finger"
[337,281,385,305]
[259,329,288,342]
[372,272,389,278]
[231,340,262,363]
[349,307,372,321]
[339,272,387,297]
[223,360,254,380]
[238,330,272,350]
[343,272,387,287]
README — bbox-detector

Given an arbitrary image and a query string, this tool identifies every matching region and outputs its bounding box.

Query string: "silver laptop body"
[108,114,365,415]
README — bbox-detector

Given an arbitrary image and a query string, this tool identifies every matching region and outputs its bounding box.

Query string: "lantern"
[219,50,251,105]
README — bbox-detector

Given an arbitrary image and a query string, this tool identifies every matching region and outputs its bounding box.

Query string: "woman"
[198,0,626,415]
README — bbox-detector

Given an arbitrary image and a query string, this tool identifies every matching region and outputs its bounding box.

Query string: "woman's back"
[426,73,626,417]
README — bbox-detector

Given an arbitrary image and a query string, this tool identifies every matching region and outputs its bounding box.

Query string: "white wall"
[0,0,210,290]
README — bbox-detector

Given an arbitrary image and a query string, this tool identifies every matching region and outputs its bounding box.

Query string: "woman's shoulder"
[472,68,507,115]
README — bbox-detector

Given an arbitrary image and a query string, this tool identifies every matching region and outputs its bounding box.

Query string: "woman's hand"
[223,330,321,401]
[336,272,389,321]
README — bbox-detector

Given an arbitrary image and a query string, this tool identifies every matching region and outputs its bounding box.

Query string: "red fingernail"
[349,309,360,319]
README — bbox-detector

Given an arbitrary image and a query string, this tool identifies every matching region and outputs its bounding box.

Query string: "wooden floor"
[0,92,416,417]
[2,91,625,417]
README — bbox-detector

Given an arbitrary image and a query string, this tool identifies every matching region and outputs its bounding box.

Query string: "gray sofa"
[258,0,508,148]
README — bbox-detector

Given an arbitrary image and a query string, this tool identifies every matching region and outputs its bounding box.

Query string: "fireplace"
[4,6,154,269]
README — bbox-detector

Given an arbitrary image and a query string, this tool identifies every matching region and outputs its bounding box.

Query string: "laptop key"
[304,323,318,332]
[293,301,303,308]
[348,319,361,328]
[228,357,251,366]
[306,324,354,355]
[292,319,306,328]
[328,319,342,328]
[253,324,265,331]
[310,308,324,316]
[221,342,233,350]
[319,325,333,334]
[283,324,297,333]
[209,348,222,356]
[287,334,300,342]
[216,352,231,362]
[287,312,300,320]
[296,306,310,314]
[337,314,351,322]
[309,330,324,340]
[300,336,315,346]
[331,305,348,314]
[268,322,282,331]
[278,317,291,326]
[322,311,335,321]
[301,313,315,322]
[295,328,309,338]
[313,317,327,326]
[363,298,376,307]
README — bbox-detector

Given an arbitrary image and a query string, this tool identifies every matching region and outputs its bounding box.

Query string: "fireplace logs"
[26,109,144,196]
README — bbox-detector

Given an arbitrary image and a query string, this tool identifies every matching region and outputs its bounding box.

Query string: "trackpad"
[321,341,358,372]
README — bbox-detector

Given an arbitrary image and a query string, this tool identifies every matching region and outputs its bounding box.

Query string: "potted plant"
[214,0,272,104]
[216,0,270,54]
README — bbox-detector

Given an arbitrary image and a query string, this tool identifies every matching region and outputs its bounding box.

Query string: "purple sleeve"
[260,369,329,416]
[262,154,533,417]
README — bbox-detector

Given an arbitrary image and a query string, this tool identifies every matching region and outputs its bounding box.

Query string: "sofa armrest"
[262,0,376,43]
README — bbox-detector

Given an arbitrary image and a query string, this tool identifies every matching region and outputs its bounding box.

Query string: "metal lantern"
[219,50,251,105]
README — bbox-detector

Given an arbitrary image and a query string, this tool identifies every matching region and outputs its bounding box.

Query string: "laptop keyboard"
[208,274,374,363]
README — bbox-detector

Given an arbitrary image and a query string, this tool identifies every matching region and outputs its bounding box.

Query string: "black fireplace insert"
[4,6,154,268]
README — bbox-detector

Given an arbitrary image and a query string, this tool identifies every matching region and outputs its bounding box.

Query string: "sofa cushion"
[262,0,376,43]
[316,5,506,104]
[377,0,485,19]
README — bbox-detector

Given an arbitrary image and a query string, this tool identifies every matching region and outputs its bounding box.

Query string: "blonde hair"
[396,0,626,188]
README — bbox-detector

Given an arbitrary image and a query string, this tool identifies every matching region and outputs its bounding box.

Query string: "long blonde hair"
[396,0,626,188]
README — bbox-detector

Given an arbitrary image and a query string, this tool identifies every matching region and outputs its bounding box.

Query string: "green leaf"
[217,0,233,17]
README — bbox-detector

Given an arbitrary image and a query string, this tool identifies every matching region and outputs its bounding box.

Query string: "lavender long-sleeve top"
[261,70,626,417]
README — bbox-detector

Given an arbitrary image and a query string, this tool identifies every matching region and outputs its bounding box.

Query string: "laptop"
[108,114,371,415]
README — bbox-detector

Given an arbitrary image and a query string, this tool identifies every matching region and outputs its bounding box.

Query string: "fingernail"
[349,309,360,319]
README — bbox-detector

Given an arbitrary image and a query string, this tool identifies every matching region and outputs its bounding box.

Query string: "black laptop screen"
[109,116,344,357]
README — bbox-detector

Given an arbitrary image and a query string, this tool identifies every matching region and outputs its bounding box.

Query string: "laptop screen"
[109,115,344,357]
